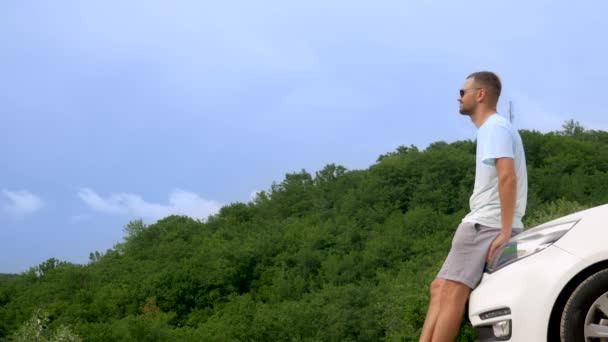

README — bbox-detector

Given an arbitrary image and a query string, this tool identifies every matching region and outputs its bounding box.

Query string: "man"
[418,71,528,342]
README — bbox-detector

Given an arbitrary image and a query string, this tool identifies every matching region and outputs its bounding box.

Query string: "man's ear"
[477,88,487,103]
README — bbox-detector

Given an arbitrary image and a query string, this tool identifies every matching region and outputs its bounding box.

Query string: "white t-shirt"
[462,113,528,229]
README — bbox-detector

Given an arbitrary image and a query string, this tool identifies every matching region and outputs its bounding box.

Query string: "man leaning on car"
[419,71,528,342]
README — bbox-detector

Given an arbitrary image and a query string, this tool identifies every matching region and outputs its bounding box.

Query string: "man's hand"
[487,232,511,263]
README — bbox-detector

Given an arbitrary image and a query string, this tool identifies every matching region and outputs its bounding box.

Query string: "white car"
[468,204,608,341]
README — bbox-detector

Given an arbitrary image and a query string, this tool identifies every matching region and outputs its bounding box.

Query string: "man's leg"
[431,279,471,342]
[419,278,446,342]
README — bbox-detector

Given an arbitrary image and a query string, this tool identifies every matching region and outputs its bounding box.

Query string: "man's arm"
[487,157,517,262]
[496,157,516,235]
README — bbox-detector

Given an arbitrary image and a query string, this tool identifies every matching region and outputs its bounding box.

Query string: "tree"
[561,119,585,136]
[123,219,146,240]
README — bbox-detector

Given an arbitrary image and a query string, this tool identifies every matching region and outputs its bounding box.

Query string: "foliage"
[11,309,81,342]
[0,274,17,284]
[524,198,589,228]
[1,121,607,341]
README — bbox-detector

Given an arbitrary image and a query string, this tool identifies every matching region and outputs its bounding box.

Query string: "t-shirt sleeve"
[479,124,515,165]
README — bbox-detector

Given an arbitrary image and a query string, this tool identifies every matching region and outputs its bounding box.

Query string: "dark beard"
[459,107,472,115]
[459,102,476,115]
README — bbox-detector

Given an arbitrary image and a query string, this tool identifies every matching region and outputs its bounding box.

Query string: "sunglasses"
[459,88,482,97]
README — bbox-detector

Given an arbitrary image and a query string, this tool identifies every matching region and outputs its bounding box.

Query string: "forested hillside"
[0,275,17,284]
[1,121,607,341]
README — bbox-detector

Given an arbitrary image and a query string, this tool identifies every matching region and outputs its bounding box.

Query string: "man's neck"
[470,108,497,128]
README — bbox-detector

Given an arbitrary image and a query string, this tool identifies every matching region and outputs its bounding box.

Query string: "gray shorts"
[437,221,522,289]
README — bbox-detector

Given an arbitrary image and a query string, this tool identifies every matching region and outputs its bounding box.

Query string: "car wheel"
[560,268,608,342]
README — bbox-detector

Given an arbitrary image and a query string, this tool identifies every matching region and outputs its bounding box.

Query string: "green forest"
[1,120,607,341]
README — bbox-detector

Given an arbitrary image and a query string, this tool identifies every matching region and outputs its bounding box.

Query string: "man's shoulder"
[479,114,518,138]
[478,115,505,135]
[485,114,511,128]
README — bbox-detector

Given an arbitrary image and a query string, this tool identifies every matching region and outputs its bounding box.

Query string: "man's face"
[458,78,479,116]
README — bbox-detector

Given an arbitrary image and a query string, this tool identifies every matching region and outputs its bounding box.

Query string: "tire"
[560,268,608,342]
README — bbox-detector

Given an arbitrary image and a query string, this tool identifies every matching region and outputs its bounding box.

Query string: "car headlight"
[486,220,580,273]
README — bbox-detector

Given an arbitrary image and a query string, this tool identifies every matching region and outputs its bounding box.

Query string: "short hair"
[467,71,501,100]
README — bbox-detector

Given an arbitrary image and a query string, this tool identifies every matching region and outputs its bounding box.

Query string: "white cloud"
[249,190,261,202]
[1,190,44,215]
[78,188,221,222]
[78,188,127,215]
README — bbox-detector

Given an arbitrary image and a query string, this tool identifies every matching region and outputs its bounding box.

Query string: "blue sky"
[1,1,607,273]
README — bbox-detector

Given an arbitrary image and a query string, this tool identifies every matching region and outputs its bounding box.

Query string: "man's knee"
[430,278,446,299]
[440,279,471,301]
